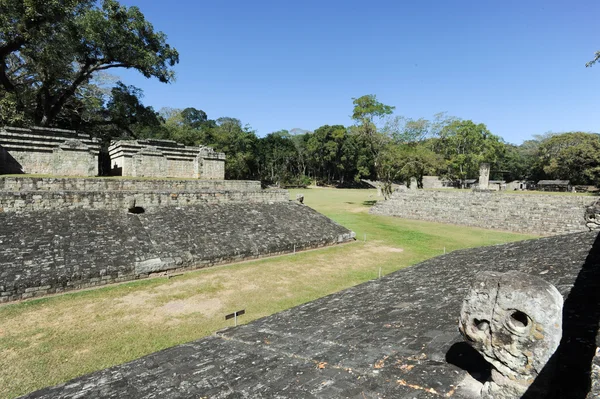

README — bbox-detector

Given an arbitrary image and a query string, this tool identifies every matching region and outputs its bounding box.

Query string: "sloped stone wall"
[0,203,355,302]
[371,190,593,235]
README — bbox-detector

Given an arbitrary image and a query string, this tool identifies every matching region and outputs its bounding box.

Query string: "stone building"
[537,179,572,192]
[108,139,225,179]
[0,126,100,176]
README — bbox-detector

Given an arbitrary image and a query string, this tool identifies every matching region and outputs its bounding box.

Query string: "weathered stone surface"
[20,231,600,398]
[371,190,593,235]
[585,198,600,231]
[459,271,563,398]
[109,139,225,179]
[0,177,288,213]
[478,163,490,190]
[0,202,355,301]
[0,126,100,176]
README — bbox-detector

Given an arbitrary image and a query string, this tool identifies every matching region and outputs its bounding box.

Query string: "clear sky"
[116,0,600,144]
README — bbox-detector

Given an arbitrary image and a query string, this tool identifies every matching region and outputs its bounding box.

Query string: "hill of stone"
[21,231,600,398]
[0,202,355,302]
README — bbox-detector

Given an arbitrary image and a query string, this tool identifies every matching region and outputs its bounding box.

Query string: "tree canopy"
[0,0,178,135]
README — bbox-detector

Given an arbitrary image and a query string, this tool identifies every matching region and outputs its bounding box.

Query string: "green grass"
[0,187,536,398]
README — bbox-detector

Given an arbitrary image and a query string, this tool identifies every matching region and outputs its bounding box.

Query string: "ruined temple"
[108,139,225,179]
[0,126,100,176]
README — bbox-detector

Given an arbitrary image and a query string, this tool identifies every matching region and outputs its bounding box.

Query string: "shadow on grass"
[362,200,377,207]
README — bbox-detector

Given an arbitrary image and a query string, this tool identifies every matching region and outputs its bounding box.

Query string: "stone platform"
[0,126,100,176]
[371,190,592,236]
[21,232,600,398]
[0,177,287,212]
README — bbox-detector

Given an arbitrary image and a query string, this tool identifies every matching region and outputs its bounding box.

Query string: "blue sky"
[116,0,600,144]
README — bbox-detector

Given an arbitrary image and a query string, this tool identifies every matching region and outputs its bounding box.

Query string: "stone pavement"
[22,231,600,398]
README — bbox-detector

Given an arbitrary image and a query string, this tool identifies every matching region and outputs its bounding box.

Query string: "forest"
[1,0,600,187]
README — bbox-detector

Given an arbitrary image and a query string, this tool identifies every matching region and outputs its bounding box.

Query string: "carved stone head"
[585,199,600,231]
[459,271,563,398]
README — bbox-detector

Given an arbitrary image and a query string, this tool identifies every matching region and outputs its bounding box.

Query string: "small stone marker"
[225,309,246,326]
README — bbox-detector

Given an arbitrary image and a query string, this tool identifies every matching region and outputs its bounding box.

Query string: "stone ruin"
[478,163,490,190]
[0,126,100,176]
[0,126,226,179]
[108,139,225,179]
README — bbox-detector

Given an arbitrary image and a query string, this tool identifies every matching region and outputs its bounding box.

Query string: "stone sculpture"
[585,198,600,231]
[459,271,563,398]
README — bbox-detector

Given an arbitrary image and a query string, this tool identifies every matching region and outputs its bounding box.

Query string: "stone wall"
[370,190,594,235]
[0,176,262,192]
[0,177,284,212]
[0,189,288,213]
[109,139,225,179]
[422,176,450,189]
[0,126,100,176]
[0,203,355,302]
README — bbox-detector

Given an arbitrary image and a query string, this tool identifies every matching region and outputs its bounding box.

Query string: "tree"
[586,51,600,67]
[537,132,600,185]
[209,117,258,180]
[181,108,208,129]
[258,130,299,186]
[350,95,395,180]
[434,120,505,181]
[306,125,351,184]
[0,0,178,132]
[382,116,430,144]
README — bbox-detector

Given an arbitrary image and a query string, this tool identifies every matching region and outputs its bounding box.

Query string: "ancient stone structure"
[0,176,355,301]
[478,163,490,190]
[108,139,225,179]
[0,177,286,213]
[537,180,572,192]
[23,231,600,398]
[0,126,100,176]
[422,175,453,189]
[370,190,593,235]
[0,202,355,302]
[459,271,563,398]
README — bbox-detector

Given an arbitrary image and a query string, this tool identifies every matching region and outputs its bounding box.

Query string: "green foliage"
[0,0,178,135]
[537,132,600,185]
[351,94,395,125]
[434,120,504,180]
[586,50,600,67]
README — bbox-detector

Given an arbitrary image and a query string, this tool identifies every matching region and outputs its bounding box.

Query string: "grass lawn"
[0,187,536,398]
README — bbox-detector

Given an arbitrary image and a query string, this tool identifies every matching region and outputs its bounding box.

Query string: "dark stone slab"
[21,232,600,398]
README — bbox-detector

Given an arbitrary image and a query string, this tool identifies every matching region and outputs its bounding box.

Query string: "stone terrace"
[371,190,593,236]
[22,232,600,398]
[0,177,288,212]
